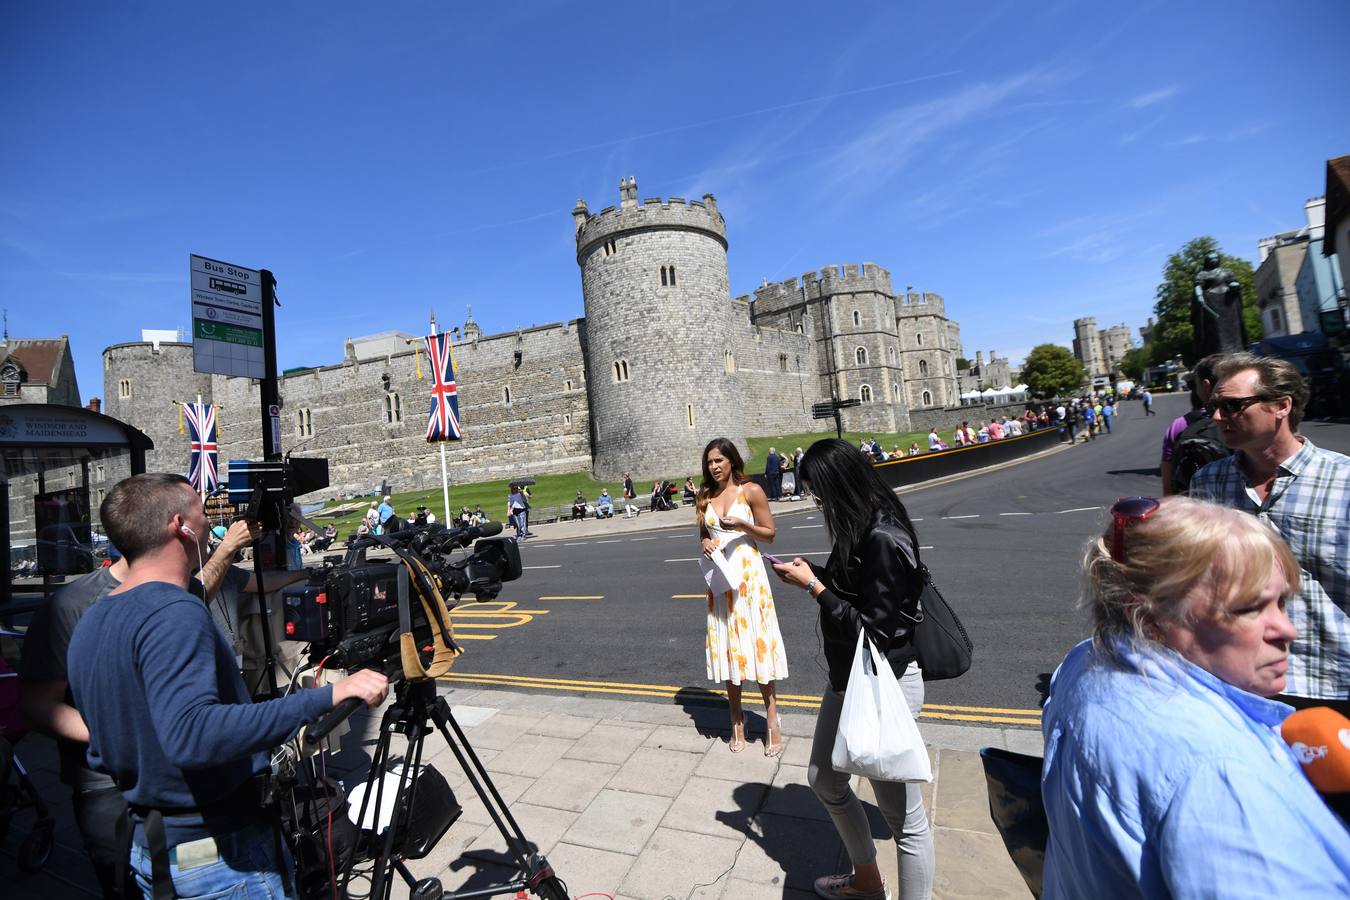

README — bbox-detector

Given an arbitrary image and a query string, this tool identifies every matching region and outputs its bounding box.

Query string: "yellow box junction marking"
[439,671,1042,726]
[447,600,549,640]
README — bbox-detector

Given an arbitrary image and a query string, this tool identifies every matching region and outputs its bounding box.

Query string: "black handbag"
[908,563,973,680]
[891,527,973,681]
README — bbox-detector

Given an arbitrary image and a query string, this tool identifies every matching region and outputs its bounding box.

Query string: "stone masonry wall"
[579,199,745,480]
[207,323,592,497]
[102,342,215,476]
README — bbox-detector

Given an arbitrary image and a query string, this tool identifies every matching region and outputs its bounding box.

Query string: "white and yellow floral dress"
[702,486,789,685]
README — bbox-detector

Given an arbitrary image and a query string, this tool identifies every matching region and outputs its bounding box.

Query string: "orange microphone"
[1282,706,1350,794]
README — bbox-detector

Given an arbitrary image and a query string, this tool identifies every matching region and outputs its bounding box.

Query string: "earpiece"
[180,525,196,537]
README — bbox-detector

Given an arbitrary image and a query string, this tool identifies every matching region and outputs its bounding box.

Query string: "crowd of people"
[11,348,1350,898]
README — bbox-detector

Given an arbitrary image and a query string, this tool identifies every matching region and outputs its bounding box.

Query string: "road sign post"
[811,397,860,439]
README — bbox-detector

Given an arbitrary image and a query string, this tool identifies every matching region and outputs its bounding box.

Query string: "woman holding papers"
[698,437,788,756]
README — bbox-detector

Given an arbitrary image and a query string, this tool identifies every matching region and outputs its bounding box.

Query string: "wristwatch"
[805,577,819,595]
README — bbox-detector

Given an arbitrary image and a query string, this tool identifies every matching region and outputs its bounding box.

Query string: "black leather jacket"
[810,512,922,692]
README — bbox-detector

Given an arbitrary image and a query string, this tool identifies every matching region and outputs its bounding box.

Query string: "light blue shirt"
[597,494,613,510]
[377,501,394,524]
[1042,638,1350,899]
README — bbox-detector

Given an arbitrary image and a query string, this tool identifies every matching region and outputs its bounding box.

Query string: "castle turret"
[575,177,744,478]
[462,304,481,343]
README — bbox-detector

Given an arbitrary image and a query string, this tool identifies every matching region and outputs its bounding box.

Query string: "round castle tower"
[103,340,214,476]
[574,177,746,479]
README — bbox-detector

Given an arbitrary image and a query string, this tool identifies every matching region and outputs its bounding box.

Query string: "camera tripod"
[338,678,569,900]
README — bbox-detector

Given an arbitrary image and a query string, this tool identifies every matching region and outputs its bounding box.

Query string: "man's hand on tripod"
[332,669,390,709]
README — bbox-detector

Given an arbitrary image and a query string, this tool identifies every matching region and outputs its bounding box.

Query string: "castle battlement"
[573,177,726,263]
[898,291,946,316]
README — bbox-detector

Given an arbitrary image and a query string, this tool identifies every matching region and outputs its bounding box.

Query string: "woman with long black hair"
[697,437,789,756]
[772,438,933,900]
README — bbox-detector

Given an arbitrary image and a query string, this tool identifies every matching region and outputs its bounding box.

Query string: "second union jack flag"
[424,332,463,442]
[184,401,219,493]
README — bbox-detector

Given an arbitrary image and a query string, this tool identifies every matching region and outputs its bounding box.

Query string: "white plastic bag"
[831,631,932,782]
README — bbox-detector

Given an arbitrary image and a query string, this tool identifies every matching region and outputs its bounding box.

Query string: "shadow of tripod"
[336,678,569,900]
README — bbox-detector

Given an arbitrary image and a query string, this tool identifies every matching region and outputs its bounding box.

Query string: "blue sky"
[4,1,1347,403]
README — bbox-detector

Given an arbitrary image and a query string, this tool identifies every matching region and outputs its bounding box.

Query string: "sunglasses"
[1209,395,1267,417]
[1110,497,1160,564]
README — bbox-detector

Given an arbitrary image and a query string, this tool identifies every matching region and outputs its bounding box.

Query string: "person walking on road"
[698,437,788,757]
[771,438,933,900]
[1142,389,1155,416]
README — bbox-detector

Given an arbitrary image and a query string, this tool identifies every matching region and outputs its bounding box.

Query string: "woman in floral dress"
[698,437,789,756]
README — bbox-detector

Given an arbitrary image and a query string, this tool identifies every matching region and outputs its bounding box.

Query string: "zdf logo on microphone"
[1291,742,1329,765]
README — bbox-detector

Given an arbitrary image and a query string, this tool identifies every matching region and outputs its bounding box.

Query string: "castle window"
[888,346,896,362]
[919,360,929,376]
[295,408,313,438]
[564,413,573,426]
[564,378,574,392]
[687,404,696,428]
[603,239,617,256]
[660,265,677,287]
[502,386,512,405]
[916,333,923,346]
[724,350,735,374]
[922,390,933,407]
[860,384,873,404]
[795,322,804,334]
[852,310,861,327]
[613,359,630,383]
[855,347,868,366]
[118,379,132,399]
[779,353,788,372]
[669,265,677,286]
[892,383,901,401]
[384,392,402,424]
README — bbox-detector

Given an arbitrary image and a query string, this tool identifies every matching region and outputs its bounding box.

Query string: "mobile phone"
[762,553,784,565]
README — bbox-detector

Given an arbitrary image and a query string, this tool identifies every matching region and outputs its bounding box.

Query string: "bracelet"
[805,577,818,594]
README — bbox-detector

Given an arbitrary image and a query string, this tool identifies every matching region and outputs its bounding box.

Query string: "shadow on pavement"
[1104,467,1160,477]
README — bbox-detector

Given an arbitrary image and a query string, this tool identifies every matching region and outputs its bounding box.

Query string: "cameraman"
[19,513,262,898]
[67,474,388,898]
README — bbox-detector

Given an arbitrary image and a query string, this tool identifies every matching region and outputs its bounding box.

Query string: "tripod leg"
[370,719,428,900]
[427,697,569,899]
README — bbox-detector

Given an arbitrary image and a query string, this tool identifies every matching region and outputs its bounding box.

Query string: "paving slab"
[719,878,817,899]
[932,750,999,834]
[779,733,812,767]
[544,842,636,895]
[459,801,579,860]
[462,711,542,750]
[694,738,784,783]
[642,721,719,754]
[619,826,741,899]
[661,774,768,841]
[487,733,576,778]
[562,788,672,855]
[933,828,1035,899]
[528,712,598,740]
[563,720,652,765]
[609,745,704,797]
[726,812,843,890]
[454,771,537,826]
[519,757,619,812]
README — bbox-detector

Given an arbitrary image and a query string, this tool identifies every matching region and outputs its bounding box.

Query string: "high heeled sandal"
[729,719,746,753]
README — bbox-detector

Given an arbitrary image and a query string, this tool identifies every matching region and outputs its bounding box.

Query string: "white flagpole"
[196,393,207,508]
[431,323,452,526]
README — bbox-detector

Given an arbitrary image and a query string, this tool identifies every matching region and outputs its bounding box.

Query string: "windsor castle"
[99,178,982,494]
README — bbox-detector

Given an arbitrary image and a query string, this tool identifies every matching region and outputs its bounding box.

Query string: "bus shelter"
[1,403,152,613]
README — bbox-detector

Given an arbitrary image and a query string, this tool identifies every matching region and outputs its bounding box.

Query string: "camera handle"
[303,697,363,752]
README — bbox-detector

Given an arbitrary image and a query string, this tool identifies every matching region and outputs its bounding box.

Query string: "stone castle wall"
[103,342,214,477]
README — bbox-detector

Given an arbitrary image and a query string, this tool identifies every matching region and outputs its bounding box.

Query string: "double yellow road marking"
[439,671,1042,727]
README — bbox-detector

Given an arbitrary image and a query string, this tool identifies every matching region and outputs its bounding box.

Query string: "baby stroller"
[651,481,678,512]
[0,643,56,873]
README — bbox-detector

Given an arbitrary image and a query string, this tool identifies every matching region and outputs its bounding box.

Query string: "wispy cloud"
[1127,86,1179,109]
[54,271,180,284]
[1038,209,1161,264]
[1121,114,1165,144]
[1165,122,1269,148]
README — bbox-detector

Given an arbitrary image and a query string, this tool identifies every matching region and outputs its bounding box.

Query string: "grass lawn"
[311,423,993,533]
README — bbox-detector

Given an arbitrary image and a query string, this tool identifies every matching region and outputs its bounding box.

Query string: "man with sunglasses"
[1189,353,1350,713]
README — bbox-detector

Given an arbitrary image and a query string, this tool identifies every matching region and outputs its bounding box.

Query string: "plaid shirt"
[1190,437,1350,700]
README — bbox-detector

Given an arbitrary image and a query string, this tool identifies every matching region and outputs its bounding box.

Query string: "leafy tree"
[1118,346,1150,381]
[956,356,972,371]
[1149,236,1261,367]
[1021,344,1089,398]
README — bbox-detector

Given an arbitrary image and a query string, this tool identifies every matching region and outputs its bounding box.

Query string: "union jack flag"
[424,332,463,442]
[184,401,219,493]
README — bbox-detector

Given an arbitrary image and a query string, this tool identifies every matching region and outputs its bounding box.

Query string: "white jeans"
[808,662,934,900]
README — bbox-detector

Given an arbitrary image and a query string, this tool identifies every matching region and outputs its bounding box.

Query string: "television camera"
[276,521,568,899]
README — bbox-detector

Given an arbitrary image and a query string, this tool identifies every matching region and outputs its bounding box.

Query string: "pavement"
[1,433,1071,898]
[3,683,1042,899]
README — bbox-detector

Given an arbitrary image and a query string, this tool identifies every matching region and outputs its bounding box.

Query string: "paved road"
[436,395,1350,725]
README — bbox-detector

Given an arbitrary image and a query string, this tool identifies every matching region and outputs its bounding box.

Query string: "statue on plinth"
[1192,251,1247,358]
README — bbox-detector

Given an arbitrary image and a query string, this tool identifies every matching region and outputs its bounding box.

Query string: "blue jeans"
[130,822,294,899]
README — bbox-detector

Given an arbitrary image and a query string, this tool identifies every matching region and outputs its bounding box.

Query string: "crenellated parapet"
[573,179,726,264]
[898,291,946,317]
